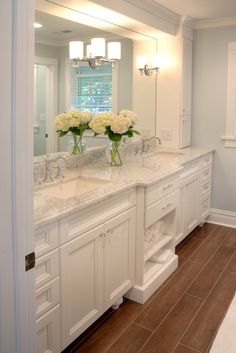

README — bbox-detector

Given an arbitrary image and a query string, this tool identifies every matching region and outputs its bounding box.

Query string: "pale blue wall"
[192,25,236,212]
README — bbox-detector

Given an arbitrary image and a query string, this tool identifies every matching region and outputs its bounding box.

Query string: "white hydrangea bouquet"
[54,109,93,155]
[89,110,139,166]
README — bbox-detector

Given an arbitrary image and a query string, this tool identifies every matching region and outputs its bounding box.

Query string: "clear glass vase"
[68,133,86,155]
[106,140,124,166]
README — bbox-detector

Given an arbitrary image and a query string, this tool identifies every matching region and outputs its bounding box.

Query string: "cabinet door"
[60,224,104,349]
[182,172,200,236]
[103,208,136,310]
[181,38,192,116]
[175,184,184,245]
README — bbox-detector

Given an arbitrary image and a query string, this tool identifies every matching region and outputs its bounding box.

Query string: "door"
[103,208,136,310]
[60,224,104,349]
[182,172,200,236]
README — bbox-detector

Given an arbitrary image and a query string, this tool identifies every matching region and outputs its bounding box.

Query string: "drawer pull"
[106,229,113,236]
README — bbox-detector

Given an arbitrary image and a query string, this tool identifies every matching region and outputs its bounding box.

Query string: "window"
[222,42,236,147]
[70,63,113,113]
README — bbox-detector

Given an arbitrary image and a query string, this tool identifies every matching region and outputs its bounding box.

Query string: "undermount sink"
[38,176,111,200]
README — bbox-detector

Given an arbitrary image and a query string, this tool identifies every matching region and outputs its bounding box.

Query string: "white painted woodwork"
[36,305,61,353]
[60,189,136,244]
[0,1,35,352]
[156,35,193,148]
[180,38,192,117]
[126,174,179,303]
[35,222,59,257]
[182,172,200,235]
[176,153,213,245]
[60,224,104,348]
[35,250,59,289]
[180,115,192,148]
[60,207,136,348]
[35,277,60,319]
[103,208,136,310]
[145,190,179,228]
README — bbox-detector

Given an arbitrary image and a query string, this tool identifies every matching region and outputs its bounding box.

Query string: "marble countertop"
[34,146,213,228]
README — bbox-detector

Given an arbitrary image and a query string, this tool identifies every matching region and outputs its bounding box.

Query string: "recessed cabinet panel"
[182,172,200,235]
[35,250,59,289]
[35,222,59,257]
[103,208,136,310]
[35,277,60,318]
[181,38,192,117]
[36,305,61,353]
[60,224,104,349]
[180,116,191,148]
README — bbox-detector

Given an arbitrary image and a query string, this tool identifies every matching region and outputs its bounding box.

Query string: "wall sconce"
[69,38,121,69]
[136,54,160,76]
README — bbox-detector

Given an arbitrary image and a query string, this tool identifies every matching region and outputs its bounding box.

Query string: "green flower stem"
[71,133,85,155]
[110,140,122,166]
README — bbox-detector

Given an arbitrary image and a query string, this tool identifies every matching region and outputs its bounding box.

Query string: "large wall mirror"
[34,0,157,156]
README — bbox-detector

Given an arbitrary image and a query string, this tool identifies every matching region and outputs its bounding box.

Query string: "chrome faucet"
[43,155,66,182]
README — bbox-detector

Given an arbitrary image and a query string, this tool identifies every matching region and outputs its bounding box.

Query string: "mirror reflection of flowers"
[89,110,140,166]
[54,109,93,155]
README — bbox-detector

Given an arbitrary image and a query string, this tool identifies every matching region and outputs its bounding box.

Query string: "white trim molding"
[195,16,236,30]
[208,208,236,228]
[222,42,236,148]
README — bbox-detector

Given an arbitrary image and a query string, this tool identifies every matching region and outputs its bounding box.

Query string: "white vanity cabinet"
[126,173,179,304]
[60,206,136,349]
[34,188,136,352]
[176,153,213,245]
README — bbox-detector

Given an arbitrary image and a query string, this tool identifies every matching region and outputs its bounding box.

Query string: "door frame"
[34,56,58,154]
[0,1,36,352]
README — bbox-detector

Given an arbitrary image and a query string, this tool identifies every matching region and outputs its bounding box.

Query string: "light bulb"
[152,54,160,68]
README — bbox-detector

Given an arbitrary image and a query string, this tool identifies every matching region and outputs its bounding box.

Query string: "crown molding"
[124,0,180,25]
[195,16,236,29]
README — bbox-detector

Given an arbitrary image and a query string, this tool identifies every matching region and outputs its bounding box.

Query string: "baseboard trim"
[207,208,236,228]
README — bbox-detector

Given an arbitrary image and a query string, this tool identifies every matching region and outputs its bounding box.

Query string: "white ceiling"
[153,0,236,20]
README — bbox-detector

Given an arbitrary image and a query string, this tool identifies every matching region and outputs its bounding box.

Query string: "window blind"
[70,63,112,113]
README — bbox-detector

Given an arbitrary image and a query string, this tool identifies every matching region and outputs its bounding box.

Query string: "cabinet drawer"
[145,190,179,228]
[35,249,59,289]
[35,222,59,257]
[36,305,61,353]
[35,277,60,319]
[200,165,212,183]
[60,189,136,244]
[145,175,178,207]
[200,192,211,220]
[201,153,212,168]
[200,179,211,196]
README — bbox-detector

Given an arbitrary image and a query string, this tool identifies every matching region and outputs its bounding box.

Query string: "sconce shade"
[69,41,84,60]
[152,54,160,68]
[136,55,147,69]
[86,44,92,58]
[91,38,105,57]
[108,42,121,60]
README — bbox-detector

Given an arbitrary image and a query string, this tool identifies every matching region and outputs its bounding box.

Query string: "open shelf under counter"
[144,235,173,262]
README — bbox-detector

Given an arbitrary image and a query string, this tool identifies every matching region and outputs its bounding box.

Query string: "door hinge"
[25,252,35,271]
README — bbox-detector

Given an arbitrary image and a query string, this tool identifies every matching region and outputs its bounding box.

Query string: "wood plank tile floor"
[72,223,236,353]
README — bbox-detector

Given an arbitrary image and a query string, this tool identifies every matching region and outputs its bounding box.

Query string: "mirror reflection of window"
[70,63,112,113]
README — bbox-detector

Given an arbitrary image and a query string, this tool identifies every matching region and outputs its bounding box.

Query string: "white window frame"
[222,42,236,147]
[65,59,118,113]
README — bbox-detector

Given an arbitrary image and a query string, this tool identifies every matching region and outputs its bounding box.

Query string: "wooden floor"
[74,223,236,353]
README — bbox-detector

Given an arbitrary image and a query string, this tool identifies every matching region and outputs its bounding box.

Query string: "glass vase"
[69,133,86,155]
[106,140,124,166]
